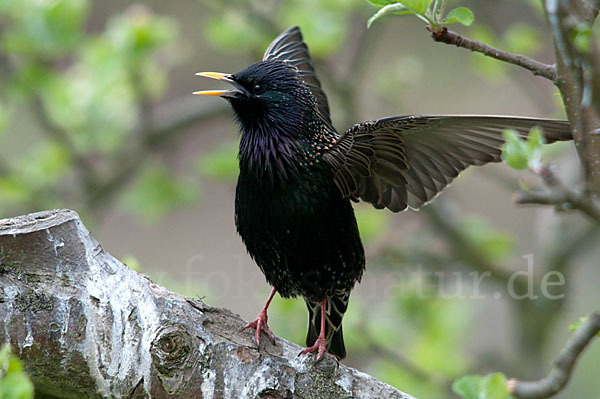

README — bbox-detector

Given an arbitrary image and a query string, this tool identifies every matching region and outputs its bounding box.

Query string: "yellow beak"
[195,72,232,81]
[194,72,237,96]
[193,90,231,96]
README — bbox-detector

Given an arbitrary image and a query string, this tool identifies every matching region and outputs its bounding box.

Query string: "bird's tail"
[306,291,350,360]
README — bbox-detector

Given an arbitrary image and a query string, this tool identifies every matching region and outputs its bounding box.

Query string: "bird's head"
[195,27,334,147]
[195,61,314,137]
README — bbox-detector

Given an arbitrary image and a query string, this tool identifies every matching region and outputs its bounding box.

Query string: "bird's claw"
[298,337,337,363]
[242,310,276,347]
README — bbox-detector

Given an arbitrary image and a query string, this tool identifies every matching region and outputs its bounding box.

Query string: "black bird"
[195,27,572,360]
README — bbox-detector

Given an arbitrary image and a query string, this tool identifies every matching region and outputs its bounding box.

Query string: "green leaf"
[445,7,474,26]
[480,372,511,399]
[368,3,409,28]
[501,130,529,170]
[452,375,483,399]
[2,373,35,399]
[0,344,34,399]
[526,127,545,152]
[366,0,397,6]
[572,23,591,53]
[398,0,431,14]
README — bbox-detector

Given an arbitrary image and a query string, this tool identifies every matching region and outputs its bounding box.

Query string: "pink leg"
[243,287,277,346]
[299,297,335,361]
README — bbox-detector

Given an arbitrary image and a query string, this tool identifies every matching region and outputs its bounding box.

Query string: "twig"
[508,312,600,398]
[427,27,557,81]
[513,164,600,223]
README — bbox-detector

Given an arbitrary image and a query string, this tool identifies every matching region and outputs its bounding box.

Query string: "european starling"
[195,27,572,360]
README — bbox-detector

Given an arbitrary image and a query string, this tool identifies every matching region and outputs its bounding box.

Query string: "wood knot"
[151,325,193,375]
[150,324,203,395]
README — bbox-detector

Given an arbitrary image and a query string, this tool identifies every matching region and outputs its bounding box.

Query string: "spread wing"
[322,115,572,212]
[263,26,333,129]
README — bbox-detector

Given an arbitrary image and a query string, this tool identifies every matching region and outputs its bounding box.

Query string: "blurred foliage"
[502,127,545,171]
[0,345,34,399]
[355,204,391,242]
[348,280,472,398]
[469,24,542,80]
[197,140,239,182]
[0,0,183,220]
[459,217,514,261]
[122,164,197,223]
[453,373,513,399]
[204,0,367,57]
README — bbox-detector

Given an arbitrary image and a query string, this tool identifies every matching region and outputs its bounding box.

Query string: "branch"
[508,313,600,398]
[0,209,416,399]
[544,0,600,195]
[427,27,557,81]
[513,164,600,223]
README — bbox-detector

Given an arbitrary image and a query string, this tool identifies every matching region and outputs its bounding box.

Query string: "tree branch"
[508,312,600,399]
[544,0,600,195]
[513,164,600,223]
[426,27,557,81]
[0,209,416,399]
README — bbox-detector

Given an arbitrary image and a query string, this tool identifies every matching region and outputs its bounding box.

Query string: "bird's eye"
[253,84,263,93]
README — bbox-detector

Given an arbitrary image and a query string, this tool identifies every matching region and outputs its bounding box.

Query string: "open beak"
[194,72,247,98]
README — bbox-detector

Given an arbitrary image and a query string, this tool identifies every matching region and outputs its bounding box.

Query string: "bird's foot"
[243,309,276,347]
[298,336,337,362]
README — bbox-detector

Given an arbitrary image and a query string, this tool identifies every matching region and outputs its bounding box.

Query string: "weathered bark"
[0,209,416,399]
[545,0,600,195]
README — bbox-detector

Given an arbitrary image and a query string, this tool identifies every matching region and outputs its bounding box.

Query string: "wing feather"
[323,115,572,212]
[263,27,333,129]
